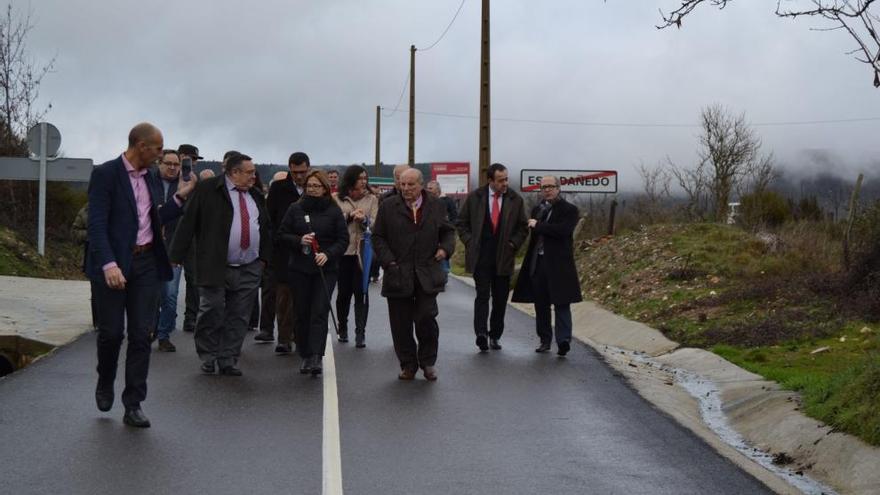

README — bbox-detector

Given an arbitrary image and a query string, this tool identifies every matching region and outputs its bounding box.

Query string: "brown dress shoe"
[398,369,416,380]
[423,366,438,381]
[157,339,176,352]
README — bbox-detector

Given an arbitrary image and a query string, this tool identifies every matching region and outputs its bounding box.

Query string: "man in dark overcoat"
[372,168,456,381]
[456,163,528,352]
[169,153,271,376]
[511,175,582,356]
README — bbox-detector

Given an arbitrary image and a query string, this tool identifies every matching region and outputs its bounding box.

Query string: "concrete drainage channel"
[622,348,838,495]
[0,335,57,378]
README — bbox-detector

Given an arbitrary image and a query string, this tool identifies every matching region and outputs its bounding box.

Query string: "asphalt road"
[0,278,772,494]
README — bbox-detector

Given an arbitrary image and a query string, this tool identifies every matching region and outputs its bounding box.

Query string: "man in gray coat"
[456,163,528,352]
[372,169,456,381]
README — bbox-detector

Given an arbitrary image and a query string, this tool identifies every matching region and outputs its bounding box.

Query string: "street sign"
[0,157,93,181]
[27,122,61,157]
[520,169,618,194]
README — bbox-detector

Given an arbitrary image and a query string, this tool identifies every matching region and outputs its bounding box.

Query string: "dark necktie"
[238,190,250,250]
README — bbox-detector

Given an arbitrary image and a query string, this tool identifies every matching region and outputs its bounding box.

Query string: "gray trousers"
[195,261,263,368]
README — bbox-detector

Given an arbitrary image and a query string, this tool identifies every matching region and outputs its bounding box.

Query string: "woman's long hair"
[337,164,368,200]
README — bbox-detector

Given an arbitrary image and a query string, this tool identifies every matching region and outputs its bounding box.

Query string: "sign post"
[25,122,63,256]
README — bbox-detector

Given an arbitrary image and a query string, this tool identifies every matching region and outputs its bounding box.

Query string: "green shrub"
[739,191,791,228]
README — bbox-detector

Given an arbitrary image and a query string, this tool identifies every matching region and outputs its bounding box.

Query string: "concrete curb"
[450,273,880,495]
[0,275,92,346]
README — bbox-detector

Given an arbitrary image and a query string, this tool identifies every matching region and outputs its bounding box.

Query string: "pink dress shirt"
[102,154,154,272]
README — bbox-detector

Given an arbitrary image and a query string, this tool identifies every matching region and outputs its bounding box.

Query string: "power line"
[381,109,880,128]
[417,0,467,51]
[382,73,410,117]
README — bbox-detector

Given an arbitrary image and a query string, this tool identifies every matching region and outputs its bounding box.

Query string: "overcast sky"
[23,0,880,190]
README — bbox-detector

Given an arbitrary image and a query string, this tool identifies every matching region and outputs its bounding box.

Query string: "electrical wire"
[417,0,467,51]
[382,109,880,128]
[382,72,410,117]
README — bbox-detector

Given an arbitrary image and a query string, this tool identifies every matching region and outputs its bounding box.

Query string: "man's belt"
[132,243,153,255]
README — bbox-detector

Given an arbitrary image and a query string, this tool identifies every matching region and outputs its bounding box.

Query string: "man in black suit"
[512,175,583,356]
[169,153,271,376]
[178,144,203,335]
[86,122,193,427]
[456,163,528,352]
[255,151,309,354]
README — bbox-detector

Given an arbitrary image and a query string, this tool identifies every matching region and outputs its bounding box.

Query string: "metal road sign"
[0,157,93,182]
[520,169,618,194]
[26,123,61,158]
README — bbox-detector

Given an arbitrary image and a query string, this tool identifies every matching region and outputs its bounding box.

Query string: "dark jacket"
[456,185,528,276]
[168,175,271,287]
[151,169,183,251]
[86,156,183,282]
[267,174,303,282]
[372,191,456,298]
[277,196,348,276]
[511,197,583,305]
[440,196,458,223]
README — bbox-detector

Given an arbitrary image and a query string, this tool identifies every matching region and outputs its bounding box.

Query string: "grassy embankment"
[577,222,879,446]
[0,226,85,279]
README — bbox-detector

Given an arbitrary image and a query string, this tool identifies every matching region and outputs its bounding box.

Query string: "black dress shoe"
[557,341,571,356]
[310,356,323,376]
[489,338,502,350]
[123,407,151,428]
[254,331,274,342]
[355,333,366,348]
[535,342,551,353]
[95,385,114,412]
[299,357,312,374]
[219,366,243,376]
[157,339,176,352]
[475,334,489,352]
[275,343,292,354]
[200,361,216,374]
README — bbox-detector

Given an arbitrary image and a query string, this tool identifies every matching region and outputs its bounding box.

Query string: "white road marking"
[322,334,344,495]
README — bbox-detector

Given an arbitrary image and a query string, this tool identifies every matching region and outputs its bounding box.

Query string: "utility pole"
[375,105,381,175]
[478,0,490,187]
[408,44,416,167]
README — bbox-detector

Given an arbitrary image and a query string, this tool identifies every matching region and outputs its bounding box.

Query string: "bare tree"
[698,104,762,220]
[0,3,54,154]
[635,161,672,223]
[658,1,880,87]
[666,155,711,220]
[738,152,778,197]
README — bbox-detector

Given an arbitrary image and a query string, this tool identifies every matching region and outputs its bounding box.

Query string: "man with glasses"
[152,149,194,352]
[255,152,309,354]
[512,175,583,356]
[169,153,271,376]
[456,163,528,352]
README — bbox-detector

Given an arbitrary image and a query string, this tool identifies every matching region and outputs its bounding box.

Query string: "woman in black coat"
[512,176,582,356]
[277,170,348,375]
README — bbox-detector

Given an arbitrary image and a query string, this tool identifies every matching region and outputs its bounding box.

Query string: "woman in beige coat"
[334,165,379,347]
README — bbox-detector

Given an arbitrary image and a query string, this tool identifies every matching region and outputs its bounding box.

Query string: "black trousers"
[291,270,337,358]
[258,264,277,333]
[336,255,369,334]
[473,260,510,340]
[94,251,159,408]
[182,249,199,332]
[387,280,439,372]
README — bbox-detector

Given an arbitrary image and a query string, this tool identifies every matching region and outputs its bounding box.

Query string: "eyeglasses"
[540,184,559,190]
[162,161,180,167]
[306,183,325,189]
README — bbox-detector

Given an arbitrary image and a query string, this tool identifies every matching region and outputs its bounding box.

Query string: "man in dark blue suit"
[86,122,194,427]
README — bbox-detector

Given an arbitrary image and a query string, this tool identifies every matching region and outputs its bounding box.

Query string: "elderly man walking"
[87,122,193,427]
[169,153,271,376]
[512,175,582,356]
[372,168,455,381]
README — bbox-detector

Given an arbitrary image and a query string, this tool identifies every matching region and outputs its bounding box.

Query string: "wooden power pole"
[375,105,381,175]
[408,45,416,167]
[478,0,490,187]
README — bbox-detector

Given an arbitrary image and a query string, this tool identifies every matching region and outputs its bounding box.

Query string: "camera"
[181,157,192,181]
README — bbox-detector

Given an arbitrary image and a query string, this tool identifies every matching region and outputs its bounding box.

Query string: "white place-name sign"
[520,169,617,194]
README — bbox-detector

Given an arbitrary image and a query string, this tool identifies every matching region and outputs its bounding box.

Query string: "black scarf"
[300,195,333,213]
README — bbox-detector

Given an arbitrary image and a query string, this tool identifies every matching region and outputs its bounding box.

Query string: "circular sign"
[26,122,62,157]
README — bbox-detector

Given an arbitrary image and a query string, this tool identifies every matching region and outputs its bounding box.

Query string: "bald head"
[128,122,161,148]
[125,122,163,169]
[199,169,215,180]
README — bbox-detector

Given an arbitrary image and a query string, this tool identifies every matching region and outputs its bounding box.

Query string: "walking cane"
[304,215,340,336]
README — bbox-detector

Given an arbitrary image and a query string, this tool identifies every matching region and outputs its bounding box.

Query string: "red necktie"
[238,190,250,250]
[491,191,501,234]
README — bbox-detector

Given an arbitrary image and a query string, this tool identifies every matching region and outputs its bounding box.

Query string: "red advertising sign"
[430,162,470,196]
